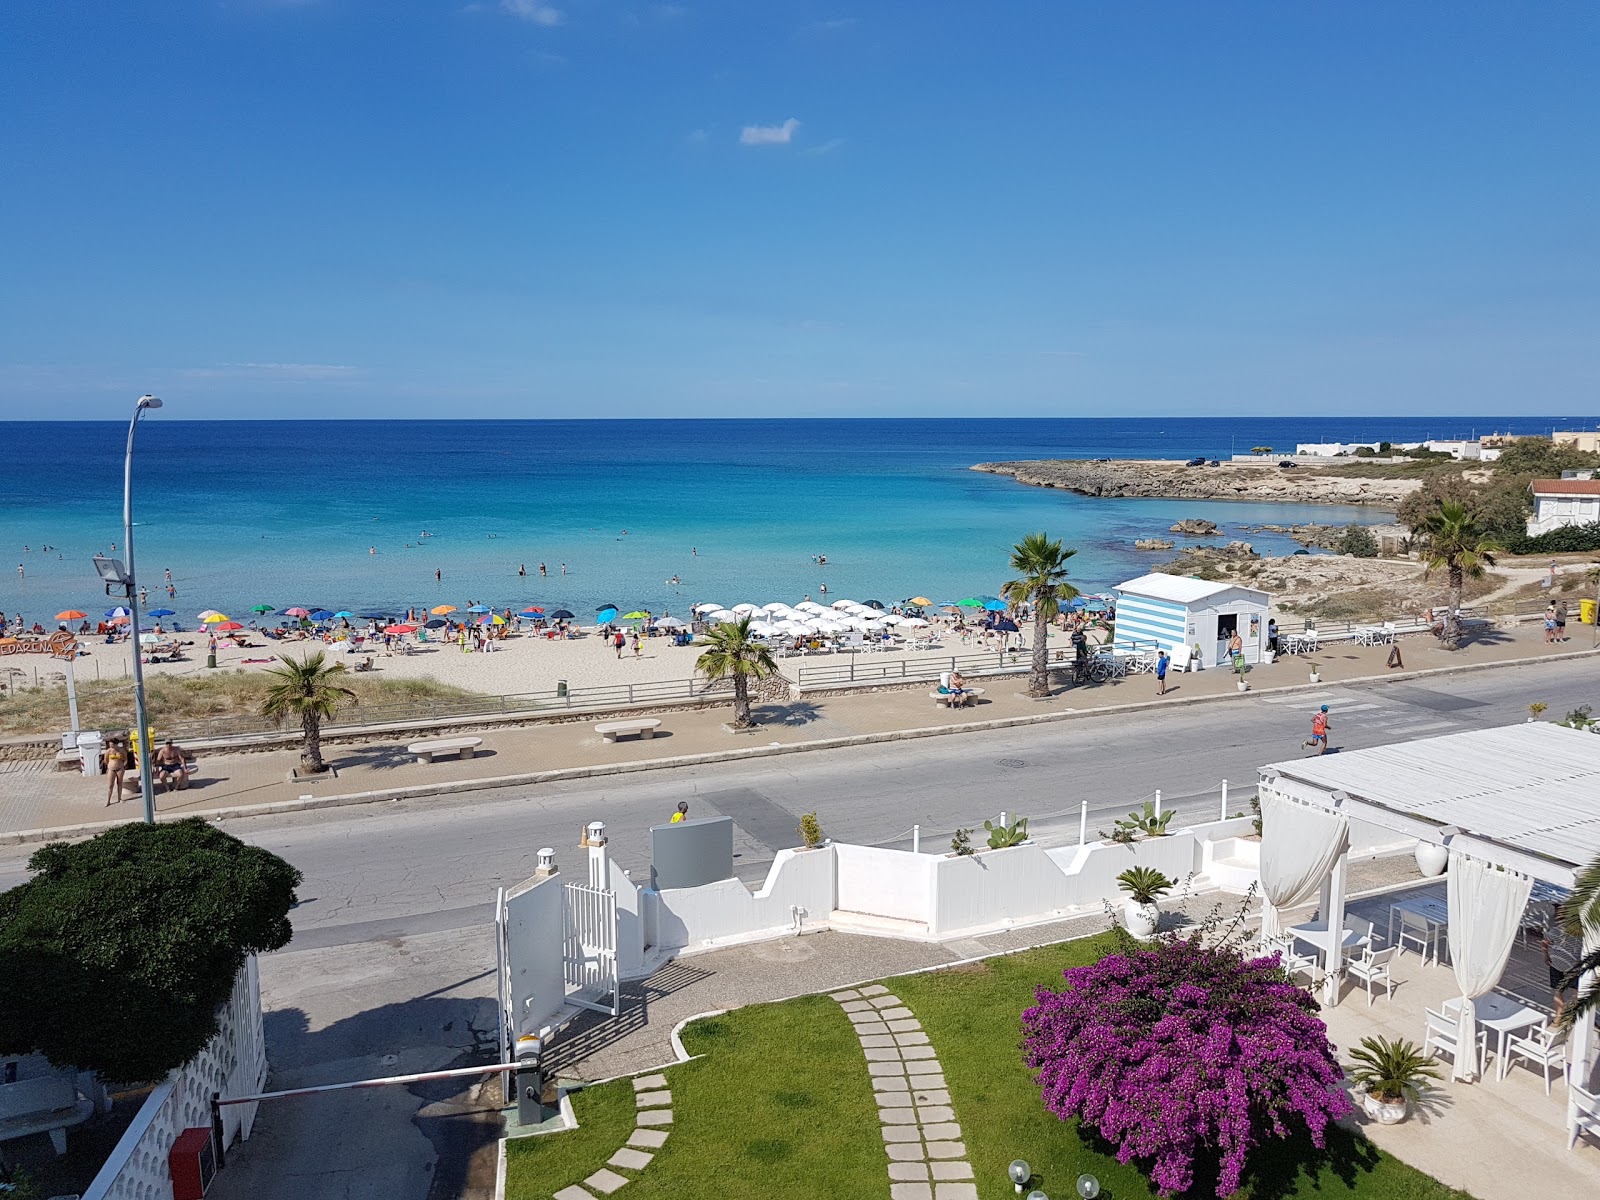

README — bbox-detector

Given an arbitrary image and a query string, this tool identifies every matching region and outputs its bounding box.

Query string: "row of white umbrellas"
[689,598,930,638]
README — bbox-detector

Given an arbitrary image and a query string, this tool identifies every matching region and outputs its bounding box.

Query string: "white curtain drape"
[1257,789,1351,940]
[1446,852,1533,1082]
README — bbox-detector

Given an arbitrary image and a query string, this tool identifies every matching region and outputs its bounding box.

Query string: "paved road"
[5,656,1594,1200]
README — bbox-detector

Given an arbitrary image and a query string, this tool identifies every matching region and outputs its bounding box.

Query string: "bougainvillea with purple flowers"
[1021,935,1353,1197]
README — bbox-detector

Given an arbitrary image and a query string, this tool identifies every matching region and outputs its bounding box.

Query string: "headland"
[972,458,1421,506]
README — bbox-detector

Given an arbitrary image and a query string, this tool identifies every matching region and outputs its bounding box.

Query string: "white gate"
[563,881,620,1016]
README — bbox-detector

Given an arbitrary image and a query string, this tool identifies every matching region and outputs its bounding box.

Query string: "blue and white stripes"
[1113,594,1188,653]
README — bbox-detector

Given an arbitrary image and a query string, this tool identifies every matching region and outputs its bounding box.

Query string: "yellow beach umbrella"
[431,604,457,615]
[907,596,933,607]
[202,613,231,624]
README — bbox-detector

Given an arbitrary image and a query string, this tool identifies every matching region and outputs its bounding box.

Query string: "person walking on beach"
[1556,599,1569,642]
[1545,602,1557,644]
[670,801,689,823]
[104,737,130,806]
[632,633,642,658]
[613,630,625,659]
[1155,649,1170,695]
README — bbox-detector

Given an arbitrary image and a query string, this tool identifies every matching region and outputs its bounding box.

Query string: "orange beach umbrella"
[431,605,456,615]
[56,610,87,621]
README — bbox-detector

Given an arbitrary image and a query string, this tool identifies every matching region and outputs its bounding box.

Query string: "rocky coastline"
[971,458,1419,506]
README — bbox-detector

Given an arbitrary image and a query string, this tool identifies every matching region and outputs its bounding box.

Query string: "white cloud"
[500,0,564,25]
[801,137,845,156]
[739,118,800,146]
[685,128,709,145]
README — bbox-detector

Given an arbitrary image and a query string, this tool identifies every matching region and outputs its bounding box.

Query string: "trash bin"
[1582,598,1597,626]
[78,730,104,777]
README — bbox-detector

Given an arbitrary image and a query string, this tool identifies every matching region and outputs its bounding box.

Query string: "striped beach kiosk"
[1113,572,1271,669]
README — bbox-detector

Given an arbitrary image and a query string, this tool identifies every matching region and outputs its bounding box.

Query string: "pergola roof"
[1261,723,1600,887]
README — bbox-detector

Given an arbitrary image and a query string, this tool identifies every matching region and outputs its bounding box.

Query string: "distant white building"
[1554,430,1600,454]
[1527,478,1600,536]
[1425,439,1501,462]
[1292,441,1425,457]
[1113,572,1271,669]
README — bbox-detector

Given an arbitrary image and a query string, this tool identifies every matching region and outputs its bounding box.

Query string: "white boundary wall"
[644,847,835,952]
[834,844,935,922]
[83,957,267,1200]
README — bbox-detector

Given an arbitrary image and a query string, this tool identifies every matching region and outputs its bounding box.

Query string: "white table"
[1287,921,1364,966]
[1388,895,1449,964]
[1442,993,1546,1078]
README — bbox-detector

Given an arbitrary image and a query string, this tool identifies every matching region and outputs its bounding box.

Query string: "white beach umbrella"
[761,602,789,614]
[840,616,872,631]
[779,619,816,634]
[878,614,903,625]
[794,600,825,613]
[731,602,762,615]
[692,601,723,613]
[812,617,846,631]
[706,608,738,622]
[830,599,857,609]
[749,621,777,636]
[899,616,929,627]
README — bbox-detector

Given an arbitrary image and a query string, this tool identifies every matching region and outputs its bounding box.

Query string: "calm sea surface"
[0,417,1586,622]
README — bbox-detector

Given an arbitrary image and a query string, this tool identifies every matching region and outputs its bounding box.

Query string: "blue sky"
[2,1,1595,418]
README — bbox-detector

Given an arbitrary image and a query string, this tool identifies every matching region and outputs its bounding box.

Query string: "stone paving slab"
[633,1089,671,1108]
[631,1074,666,1091]
[626,1128,668,1150]
[608,1147,653,1171]
[553,1188,593,1200]
[582,1167,630,1194]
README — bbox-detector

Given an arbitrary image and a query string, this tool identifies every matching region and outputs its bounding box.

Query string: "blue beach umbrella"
[333,610,353,619]
[357,612,389,620]
[467,605,491,613]
[595,605,619,624]
[147,608,175,618]
[1084,600,1109,613]
[994,617,1020,632]
[105,606,131,619]
[983,599,1008,611]
[309,609,336,621]
[1066,597,1087,610]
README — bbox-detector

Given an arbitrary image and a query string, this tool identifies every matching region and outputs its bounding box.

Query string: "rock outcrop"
[1169,518,1220,536]
[972,459,1418,507]
[1134,538,1175,551]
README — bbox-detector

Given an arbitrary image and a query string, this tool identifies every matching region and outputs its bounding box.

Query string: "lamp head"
[137,394,162,410]
[1008,1159,1032,1187]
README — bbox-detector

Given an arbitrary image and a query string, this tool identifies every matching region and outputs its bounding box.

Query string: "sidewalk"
[3,623,1591,842]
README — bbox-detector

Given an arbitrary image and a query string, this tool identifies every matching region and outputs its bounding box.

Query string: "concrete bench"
[54,748,82,771]
[931,687,984,708]
[407,736,483,764]
[0,1073,94,1155]
[595,718,662,743]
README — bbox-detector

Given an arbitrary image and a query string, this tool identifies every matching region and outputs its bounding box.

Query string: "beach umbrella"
[829,599,857,609]
[250,604,275,614]
[466,605,491,614]
[385,624,418,634]
[899,616,930,627]
[730,603,761,615]
[655,616,688,629]
[863,599,886,610]
[1066,597,1087,610]
[56,610,88,621]
[760,602,789,613]
[549,609,575,619]
[706,609,738,623]
[308,610,335,622]
[424,618,447,629]
[282,607,310,617]
[691,601,724,613]
[139,632,162,645]
[333,610,354,619]
[994,617,1020,632]
[147,608,175,618]
[197,609,223,620]
[213,621,243,632]
[520,606,545,615]
[203,612,232,623]
[623,610,651,620]
[906,596,933,607]
[108,614,130,626]
[431,605,456,615]
[956,598,985,608]
[984,599,1008,611]
[475,613,505,626]
[1084,600,1109,613]
[357,612,390,620]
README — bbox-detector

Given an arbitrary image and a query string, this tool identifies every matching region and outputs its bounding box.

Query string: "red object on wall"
[169,1126,217,1199]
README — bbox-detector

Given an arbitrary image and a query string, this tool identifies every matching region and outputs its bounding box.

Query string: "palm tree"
[1418,501,1503,650]
[1557,852,1600,1032]
[1000,532,1080,698]
[260,652,357,772]
[695,616,779,730]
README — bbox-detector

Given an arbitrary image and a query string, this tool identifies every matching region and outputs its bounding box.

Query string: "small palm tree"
[1557,852,1600,1032]
[260,652,357,772]
[1418,501,1503,650]
[1001,532,1080,698]
[695,616,778,730]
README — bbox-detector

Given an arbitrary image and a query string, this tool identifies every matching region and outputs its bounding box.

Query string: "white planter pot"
[1414,842,1449,878]
[1237,680,1248,692]
[1123,898,1160,938]
[1309,671,1321,684]
[1361,1090,1409,1125]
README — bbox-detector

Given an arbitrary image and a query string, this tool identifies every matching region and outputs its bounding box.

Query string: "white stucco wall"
[645,845,836,951]
[834,844,935,923]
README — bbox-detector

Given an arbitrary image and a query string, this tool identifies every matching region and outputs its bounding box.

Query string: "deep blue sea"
[0,417,1587,623]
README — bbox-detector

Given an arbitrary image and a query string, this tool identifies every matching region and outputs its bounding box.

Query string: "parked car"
[1278,460,1297,469]
[1185,456,1207,467]
[1208,459,1221,467]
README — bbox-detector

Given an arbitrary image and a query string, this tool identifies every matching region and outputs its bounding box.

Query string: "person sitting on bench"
[154,739,190,792]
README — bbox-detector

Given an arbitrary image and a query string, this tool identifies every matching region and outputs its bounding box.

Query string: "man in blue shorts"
[1302,705,1331,755]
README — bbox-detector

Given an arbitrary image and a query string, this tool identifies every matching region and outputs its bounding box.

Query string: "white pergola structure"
[1258,723,1600,1141]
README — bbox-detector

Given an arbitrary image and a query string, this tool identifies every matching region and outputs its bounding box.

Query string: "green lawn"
[891,939,1474,1200]
[506,939,1475,1200]
[505,992,886,1199]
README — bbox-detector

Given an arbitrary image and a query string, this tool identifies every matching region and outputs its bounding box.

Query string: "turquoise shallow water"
[0,417,1571,623]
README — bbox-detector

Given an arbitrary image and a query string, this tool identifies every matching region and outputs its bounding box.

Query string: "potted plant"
[1233,653,1250,692]
[1116,866,1174,938]
[1347,1036,1439,1125]
[983,815,1030,849]
[1529,701,1548,722]
[1308,658,1321,684]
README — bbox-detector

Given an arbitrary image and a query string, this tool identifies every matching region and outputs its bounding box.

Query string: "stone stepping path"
[832,985,978,1200]
[551,1074,674,1199]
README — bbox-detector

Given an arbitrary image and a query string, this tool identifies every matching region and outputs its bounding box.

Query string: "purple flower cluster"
[1021,937,1353,1197]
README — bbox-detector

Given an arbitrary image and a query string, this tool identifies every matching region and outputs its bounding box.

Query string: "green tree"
[0,819,300,1082]
[260,651,357,772]
[1494,436,1600,478]
[1001,532,1080,698]
[695,616,779,729]
[1418,500,1504,650]
[1557,853,1600,1032]
[1334,524,1379,558]
[1396,471,1475,533]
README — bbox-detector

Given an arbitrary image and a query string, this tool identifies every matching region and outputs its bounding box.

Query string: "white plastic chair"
[1346,946,1396,1005]
[1572,1086,1600,1150]
[1395,910,1438,964]
[1423,1008,1487,1077]
[1503,1023,1567,1093]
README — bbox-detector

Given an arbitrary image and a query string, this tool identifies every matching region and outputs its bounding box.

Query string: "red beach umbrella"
[212,621,244,632]
[385,624,418,635]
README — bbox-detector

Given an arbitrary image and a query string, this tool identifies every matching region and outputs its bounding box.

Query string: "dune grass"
[0,668,480,738]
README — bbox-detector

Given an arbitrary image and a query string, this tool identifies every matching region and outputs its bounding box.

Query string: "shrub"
[1022,935,1352,1197]
[1334,524,1379,558]
[984,816,1029,849]
[0,819,301,1082]
[1347,1036,1439,1105]
[1115,866,1174,904]
[797,812,823,849]
[950,827,975,856]
[1502,522,1600,556]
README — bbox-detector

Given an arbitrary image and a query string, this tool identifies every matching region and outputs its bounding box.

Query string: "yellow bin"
[1581,598,1597,625]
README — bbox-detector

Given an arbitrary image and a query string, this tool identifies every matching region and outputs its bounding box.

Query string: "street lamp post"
[124,394,162,823]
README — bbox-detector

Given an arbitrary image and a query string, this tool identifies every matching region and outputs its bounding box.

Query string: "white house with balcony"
[1528,478,1600,536]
